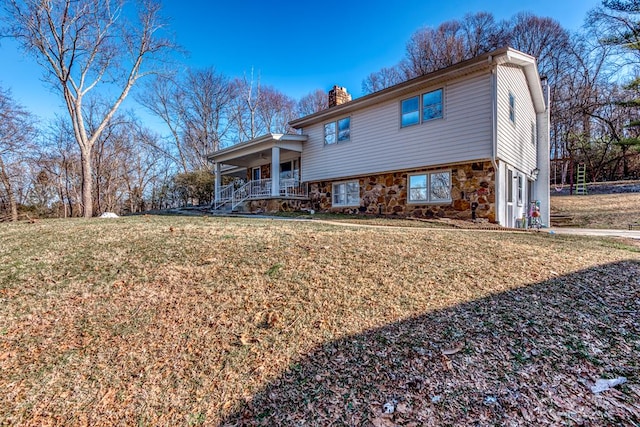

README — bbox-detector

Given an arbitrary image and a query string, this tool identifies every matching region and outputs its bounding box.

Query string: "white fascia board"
[208,133,307,163]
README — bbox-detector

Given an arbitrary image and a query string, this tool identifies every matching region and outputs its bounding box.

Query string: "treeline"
[0,78,327,220]
[363,5,640,187]
[2,1,640,220]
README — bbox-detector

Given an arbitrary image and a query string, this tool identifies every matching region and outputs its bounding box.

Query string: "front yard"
[1,216,639,425]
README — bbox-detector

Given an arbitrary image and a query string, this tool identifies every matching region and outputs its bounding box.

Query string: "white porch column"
[214,162,221,202]
[271,146,280,197]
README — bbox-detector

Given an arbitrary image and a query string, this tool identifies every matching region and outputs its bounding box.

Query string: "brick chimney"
[328,85,351,108]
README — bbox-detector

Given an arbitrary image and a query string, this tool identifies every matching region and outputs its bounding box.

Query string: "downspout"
[490,58,500,223]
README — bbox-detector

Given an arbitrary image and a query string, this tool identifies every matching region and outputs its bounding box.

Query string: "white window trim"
[332,180,360,207]
[400,87,444,129]
[517,174,524,207]
[407,170,452,205]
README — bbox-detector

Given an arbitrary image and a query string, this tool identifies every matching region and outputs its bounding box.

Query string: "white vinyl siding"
[301,72,493,183]
[496,64,537,175]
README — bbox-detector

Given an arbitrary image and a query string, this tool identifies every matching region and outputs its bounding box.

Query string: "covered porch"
[208,134,309,211]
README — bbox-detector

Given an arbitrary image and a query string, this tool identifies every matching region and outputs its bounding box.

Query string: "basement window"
[408,171,451,203]
[332,180,360,207]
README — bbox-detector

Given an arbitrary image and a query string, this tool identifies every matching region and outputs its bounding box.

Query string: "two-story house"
[208,47,550,227]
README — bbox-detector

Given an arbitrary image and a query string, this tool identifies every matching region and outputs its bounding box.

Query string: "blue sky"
[0,0,601,124]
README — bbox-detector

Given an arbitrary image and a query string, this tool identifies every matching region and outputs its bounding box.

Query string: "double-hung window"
[408,171,451,203]
[422,89,443,121]
[401,96,420,127]
[324,117,351,144]
[332,180,360,207]
[401,88,443,127]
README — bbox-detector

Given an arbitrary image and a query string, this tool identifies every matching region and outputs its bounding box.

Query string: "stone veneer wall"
[308,161,496,222]
[244,198,310,213]
[246,164,271,181]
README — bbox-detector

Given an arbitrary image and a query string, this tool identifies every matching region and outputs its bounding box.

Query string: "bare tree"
[257,86,296,134]
[298,89,329,116]
[362,12,504,94]
[2,0,175,217]
[121,126,164,214]
[137,76,190,172]
[230,69,262,142]
[587,0,640,178]
[0,86,36,221]
[180,68,234,166]
[361,66,403,94]
[42,116,83,217]
[139,67,235,172]
[402,20,467,78]
[460,12,505,57]
[507,12,572,83]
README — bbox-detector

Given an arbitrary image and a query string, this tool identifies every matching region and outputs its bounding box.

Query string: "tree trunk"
[0,161,18,221]
[80,148,93,218]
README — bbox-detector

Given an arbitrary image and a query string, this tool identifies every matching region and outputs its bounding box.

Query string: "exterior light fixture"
[531,168,540,180]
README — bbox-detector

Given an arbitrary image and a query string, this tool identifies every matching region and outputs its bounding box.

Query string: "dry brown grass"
[551,192,640,229]
[1,215,639,426]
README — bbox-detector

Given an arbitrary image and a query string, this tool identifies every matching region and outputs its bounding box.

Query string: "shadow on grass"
[221,261,640,426]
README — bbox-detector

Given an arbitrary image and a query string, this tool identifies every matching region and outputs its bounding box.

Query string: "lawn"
[551,192,640,229]
[1,215,639,426]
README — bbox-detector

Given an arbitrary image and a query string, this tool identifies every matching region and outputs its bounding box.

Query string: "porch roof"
[207,133,308,167]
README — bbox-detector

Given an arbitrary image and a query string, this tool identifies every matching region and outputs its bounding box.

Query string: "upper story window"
[509,92,516,124]
[401,96,420,127]
[401,88,443,128]
[337,117,350,141]
[423,89,443,121]
[324,122,336,144]
[324,117,351,144]
[408,170,451,204]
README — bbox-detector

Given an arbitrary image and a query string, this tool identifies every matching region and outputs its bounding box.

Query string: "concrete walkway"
[548,227,640,240]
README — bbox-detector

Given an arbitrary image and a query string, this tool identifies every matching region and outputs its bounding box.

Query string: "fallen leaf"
[442,342,464,355]
[441,355,453,371]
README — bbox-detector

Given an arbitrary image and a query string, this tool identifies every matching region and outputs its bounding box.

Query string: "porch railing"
[279,178,308,198]
[213,179,308,211]
[213,184,234,210]
[232,178,272,210]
